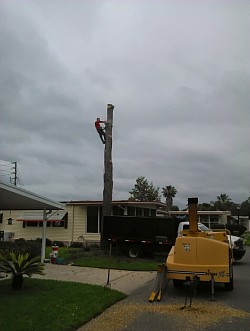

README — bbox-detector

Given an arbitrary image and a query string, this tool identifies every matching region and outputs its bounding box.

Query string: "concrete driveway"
[78,249,250,331]
[34,251,250,331]
[34,263,156,295]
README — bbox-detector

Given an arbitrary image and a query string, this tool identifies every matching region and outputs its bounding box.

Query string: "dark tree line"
[129,176,177,211]
[129,177,250,216]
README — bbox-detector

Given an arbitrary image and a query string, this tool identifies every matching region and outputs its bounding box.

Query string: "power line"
[0,160,12,183]
[0,164,13,168]
[0,160,23,186]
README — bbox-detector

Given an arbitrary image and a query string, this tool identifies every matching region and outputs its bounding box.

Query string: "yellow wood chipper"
[149,197,234,303]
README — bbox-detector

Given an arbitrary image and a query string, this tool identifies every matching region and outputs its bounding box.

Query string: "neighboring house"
[0,180,65,262]
[167,210,250,231]
[2,198,244,245]
[0,200,166,245]
[167,210,231,228]
[227,216,250,231]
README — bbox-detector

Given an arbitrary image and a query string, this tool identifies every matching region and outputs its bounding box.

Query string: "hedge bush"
[225,224,247,236]
[52,240,65,247]
[35,238,52,246]
[70,241,83,248]
[210,223,247,236]
[0,240,41,259]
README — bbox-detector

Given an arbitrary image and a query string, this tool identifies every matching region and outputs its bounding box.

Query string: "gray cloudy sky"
[1,0,249,208]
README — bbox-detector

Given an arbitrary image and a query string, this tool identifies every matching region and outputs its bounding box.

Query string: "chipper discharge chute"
[149,197,233,303]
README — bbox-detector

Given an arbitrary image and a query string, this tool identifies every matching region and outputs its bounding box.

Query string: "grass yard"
[0,247,158,331]
[0,278,126,331]
[72,255,160,270]
[45,246,162,271]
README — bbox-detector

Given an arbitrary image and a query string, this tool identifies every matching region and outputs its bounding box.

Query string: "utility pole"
[101,104,114,246]
[12,162,17,185]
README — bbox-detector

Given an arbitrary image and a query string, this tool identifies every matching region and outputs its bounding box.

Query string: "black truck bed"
[103,215,177,243]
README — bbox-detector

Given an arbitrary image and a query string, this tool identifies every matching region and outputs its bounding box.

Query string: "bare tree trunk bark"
[101,104,114,247]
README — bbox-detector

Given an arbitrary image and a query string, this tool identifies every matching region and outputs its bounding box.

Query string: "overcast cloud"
[0,0,249,208]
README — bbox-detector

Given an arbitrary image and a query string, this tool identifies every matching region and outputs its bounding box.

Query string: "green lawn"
[0,278,126,331]
[46,246,162,271]
[0,247,161,331]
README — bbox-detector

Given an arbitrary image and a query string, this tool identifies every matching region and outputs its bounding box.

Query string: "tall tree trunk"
[101,104,114,247]
[12,274,23,290]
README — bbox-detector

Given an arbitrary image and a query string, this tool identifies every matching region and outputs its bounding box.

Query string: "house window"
[112,206,125,216]
[26,221,66,228]
[127,206,135,216]
[136,207,142,216]
[27,222,48,227]
[52,221,63,227]
[24,212,68,228]
[27,221,39,227]
[209,216,219,225]
[64,213,68,229]
[87,206,100,233]
[200,216,209,227]
[151,209,156,217]
[144,209,150,216]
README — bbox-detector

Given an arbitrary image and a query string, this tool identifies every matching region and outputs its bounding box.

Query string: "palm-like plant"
[0,252,44,290]
[214,193,233,211]
[162,185,177,212]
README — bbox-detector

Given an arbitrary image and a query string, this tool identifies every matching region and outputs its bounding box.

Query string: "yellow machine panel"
[167,234,231,283]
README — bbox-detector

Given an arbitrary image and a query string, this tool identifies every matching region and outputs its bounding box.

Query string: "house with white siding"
[1,182,240,245]
[1,200,237,245]
[0,181,65,261]
[0,200,167,245]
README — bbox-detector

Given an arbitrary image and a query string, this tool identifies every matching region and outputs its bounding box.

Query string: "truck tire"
[128,245,142,258]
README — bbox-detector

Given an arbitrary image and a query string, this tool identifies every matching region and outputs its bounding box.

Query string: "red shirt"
[95,119,105,129]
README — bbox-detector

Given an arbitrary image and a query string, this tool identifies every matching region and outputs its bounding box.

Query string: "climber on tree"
[95,117,106,144]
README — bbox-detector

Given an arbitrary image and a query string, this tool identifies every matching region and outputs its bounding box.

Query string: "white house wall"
[0,205,100,245]
[1,210,29,239]
[70,205,85,242]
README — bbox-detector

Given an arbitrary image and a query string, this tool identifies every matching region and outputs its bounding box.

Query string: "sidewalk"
[34,263,156,295]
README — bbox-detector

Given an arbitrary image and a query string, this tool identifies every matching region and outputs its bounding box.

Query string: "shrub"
[0,252,44,290]
[225,224,247,236]
[210,223,247,236]
[0,241,41,259]
[52,241,65,247]
[35,238,52,246]
[14,238,26,242]
[70,242,84,248]
[242,231,250,245]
